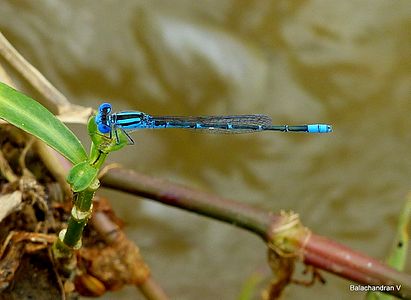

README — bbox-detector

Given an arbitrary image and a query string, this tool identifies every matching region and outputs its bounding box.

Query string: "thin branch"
[0,60,14,86]
[0,31,69,112]
[0,149,18,182]
[138,278,170,300]
[101,167,276,238]
[302,235,411,299]
[0,31,92,124]
[101,167,411,299]
[34,140,72,197]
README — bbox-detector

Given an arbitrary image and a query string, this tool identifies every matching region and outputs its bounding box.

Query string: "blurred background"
[1,1,410,299]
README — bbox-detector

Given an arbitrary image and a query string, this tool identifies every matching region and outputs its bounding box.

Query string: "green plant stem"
[54,118,127,259]
[54,182,98,257]
[75,181,99,211]
[63,186,98,247]
[54,180,101,258]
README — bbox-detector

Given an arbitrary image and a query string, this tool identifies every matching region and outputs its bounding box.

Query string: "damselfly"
[95,103,332,144]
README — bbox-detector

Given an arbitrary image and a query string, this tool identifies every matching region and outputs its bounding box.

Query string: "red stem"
[101,167,411,299]
[302,234,411,298]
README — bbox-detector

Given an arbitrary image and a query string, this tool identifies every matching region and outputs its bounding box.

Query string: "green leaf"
[66,161,98,192]
[237,271,264,300]
[386,195,411,271]
[0,82,87,164]
[366,196,411,300]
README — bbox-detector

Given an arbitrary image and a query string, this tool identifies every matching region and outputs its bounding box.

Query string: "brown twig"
[101,166,411,299]
[0,31,69,113]
[302,235,411,299]
[34,140,72,197]
[0,60,14,86]
[102,167,277,237]
[0,31,93,124]
[0,149,17,182]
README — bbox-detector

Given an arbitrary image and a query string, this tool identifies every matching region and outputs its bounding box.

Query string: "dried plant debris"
[0,126,150,299]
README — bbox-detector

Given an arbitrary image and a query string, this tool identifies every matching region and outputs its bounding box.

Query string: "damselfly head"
[96,103,113,133]
[99,103,112,114]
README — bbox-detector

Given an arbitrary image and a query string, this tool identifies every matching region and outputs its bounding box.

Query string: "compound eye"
[99,102,112,113]
[98,123,111,134]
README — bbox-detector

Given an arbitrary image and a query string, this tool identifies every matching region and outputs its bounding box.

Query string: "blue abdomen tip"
[307,124,332,133]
